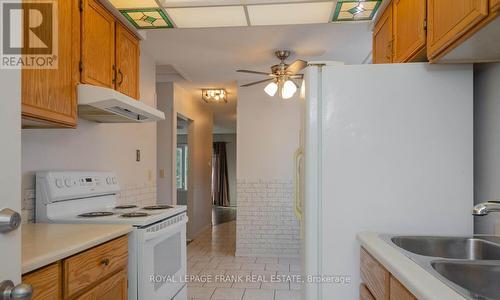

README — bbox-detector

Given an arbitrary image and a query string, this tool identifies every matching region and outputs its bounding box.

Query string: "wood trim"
[430,9,499,62]
[393,0,427,62]
[360,247,390,300]
[427,0,489,60]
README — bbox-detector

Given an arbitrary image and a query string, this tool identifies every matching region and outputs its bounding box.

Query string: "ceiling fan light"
[281,80,298,99]
[264,82,278,97]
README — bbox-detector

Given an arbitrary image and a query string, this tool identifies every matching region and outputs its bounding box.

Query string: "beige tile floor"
[187,221,302,300]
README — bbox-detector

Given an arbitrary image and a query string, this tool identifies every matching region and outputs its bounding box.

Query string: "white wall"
[157,82,174,204]
[213,134,237,206]
[474,63,500,234]
[156,83,213,238]
[236,86,301,257]
[21,47,158,220]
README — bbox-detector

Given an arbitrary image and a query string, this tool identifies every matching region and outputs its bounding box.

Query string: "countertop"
[22,223,133,274]
[357,232,466,300]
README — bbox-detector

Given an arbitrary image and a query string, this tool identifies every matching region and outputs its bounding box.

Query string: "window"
[176,144,188,190]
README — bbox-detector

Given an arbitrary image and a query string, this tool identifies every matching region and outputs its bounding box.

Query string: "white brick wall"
[22,182,157,224]
[236,179,300,257]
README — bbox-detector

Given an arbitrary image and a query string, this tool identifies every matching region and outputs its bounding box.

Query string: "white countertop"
[22,223,133,274]
[357,232,466,300]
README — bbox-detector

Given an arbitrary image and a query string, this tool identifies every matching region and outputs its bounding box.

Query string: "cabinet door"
[21,0,78,127]
[22,262,62,300]
[373,5,393,64]
[389,276,417,300]
[76,269,127,300]
[427,0,488,59]
[115,23,140,99]
[360,283,376,300]
[81,0,115,88]
[492,0,500,12]
[393,0,426,62]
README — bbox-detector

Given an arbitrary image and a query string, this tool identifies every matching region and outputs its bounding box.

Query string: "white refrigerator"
[298,63,474,299]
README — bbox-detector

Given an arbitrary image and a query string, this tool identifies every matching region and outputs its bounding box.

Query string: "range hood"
[77,84,165,123]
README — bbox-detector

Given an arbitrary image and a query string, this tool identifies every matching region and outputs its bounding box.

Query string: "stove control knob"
[112,177,117,184]
[106,177,112,184]
[55,178,64,188]
[64,178,72,187]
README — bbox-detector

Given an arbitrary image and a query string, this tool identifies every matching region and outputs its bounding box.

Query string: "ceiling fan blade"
[240,78,274,87]
[289,74,304,79]
[286,60,308,75]
[237,70,272,76]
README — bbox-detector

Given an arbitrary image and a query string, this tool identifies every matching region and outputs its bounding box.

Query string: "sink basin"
[432,261,500,300]
[391,236,500,260]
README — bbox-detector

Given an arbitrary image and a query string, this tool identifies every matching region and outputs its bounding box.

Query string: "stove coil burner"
[78,212,114,218]
[114,205,138,209]
[121,212,149,218]
[143,205,173,210]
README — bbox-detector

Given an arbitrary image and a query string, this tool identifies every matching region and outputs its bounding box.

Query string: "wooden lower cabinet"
[390,276,417,300]
[22,262,62,300]
[22,236,128,300]
[360,247,417,300]
[360,283,376,300]
[76,269,127,300]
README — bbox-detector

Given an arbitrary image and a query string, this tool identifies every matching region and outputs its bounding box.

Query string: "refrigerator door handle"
[294,147,303,221]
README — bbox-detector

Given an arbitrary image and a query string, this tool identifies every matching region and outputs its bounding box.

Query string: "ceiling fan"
[237,50,307,99]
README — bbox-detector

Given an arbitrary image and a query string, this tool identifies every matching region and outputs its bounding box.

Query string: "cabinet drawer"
[64,236,128,298]
[360,247,390,300]
[23,262,62,300]
[360,283,376,300]
[390,276,417,300]
[76,269,127,300]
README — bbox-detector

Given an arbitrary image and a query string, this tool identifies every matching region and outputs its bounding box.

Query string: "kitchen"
[1,0,500,300]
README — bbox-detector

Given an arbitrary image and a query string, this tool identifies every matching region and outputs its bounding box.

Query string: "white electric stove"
[35,171,187,300]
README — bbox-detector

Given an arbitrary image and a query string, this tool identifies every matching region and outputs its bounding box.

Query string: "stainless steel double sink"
[383,235,500,300]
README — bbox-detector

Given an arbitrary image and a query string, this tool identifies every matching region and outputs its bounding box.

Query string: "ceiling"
[145,21,373,133]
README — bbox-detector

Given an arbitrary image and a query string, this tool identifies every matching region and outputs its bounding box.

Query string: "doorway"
[211,133,237,225]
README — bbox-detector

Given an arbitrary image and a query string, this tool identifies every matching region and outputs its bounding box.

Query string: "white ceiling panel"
[247,2,334,26]
[109,0,159,9]
[166,6,248,28]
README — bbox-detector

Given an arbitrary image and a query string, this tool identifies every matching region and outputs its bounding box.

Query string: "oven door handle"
[143,217,188,242]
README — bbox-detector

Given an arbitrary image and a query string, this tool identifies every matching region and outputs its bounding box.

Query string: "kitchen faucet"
[473,201,500,216]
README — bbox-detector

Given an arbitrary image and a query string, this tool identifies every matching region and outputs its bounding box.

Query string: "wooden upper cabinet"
[21,0,78,127]
[492,0,500,12]
[373,4,393,64]
[116,23,140,99]
[427,0,489,59]
[392,0,427,62]
[81,0,115,89]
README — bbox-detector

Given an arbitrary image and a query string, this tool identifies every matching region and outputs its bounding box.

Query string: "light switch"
[136,149,141,162]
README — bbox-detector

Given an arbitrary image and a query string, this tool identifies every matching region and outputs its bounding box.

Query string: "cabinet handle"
[118,69,123,86]
[100,258,110,266]
[112,65,116,83]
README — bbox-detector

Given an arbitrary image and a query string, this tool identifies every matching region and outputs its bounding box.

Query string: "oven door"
[138,213,188,300]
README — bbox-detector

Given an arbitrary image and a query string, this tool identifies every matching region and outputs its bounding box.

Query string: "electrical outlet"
[148,170,153,181]
[159,169,165,178]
